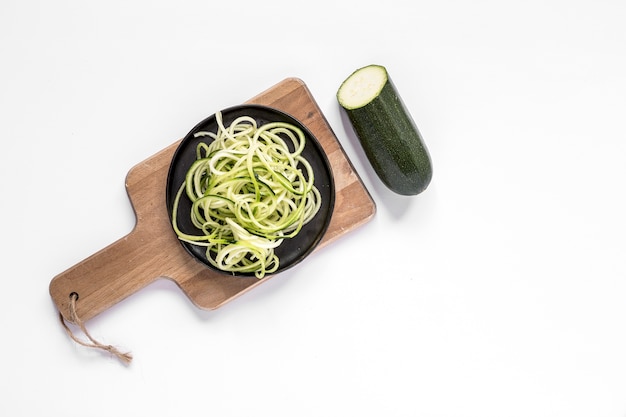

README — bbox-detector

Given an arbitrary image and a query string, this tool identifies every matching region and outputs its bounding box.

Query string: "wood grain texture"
[49,77,376,323]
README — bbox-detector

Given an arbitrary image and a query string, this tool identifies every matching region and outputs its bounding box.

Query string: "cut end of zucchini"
[337,65,388,110]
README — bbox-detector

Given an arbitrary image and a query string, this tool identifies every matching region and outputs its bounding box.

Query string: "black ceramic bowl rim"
[165,104,335,277]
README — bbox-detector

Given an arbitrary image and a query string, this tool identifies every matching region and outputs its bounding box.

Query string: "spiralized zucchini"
[171,112,322,278]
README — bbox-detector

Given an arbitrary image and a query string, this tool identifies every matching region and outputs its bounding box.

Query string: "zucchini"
[337,64,432,195]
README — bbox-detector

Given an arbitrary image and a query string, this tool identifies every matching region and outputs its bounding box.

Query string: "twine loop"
[59,292,133,365]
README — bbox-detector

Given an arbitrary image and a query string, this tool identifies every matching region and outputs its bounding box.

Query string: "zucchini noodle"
[172,112,322,278]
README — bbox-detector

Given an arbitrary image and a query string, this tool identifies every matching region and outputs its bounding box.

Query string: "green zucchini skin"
[339,71,433,196]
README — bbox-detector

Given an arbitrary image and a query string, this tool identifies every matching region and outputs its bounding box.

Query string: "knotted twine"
[59,292,133,365]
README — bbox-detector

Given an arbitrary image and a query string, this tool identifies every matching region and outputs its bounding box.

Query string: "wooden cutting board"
[49,78,376,323]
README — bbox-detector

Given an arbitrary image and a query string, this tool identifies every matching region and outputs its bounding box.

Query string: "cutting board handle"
[49,225,166,323]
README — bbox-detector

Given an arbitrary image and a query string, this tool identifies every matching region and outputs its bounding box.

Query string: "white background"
[1,0,625,416]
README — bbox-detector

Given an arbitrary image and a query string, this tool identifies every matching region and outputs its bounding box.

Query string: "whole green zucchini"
[337,64,433,195]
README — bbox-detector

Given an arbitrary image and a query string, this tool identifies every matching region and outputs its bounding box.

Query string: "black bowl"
[166,104,335,277]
